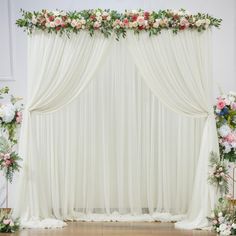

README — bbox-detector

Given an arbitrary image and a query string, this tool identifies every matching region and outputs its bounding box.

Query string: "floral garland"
[214,92,236,162]
[16,9,221,38]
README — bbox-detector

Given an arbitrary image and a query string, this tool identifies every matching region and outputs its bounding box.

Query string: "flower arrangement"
[0,87,23,144]
[0,211,20,233]
[0,87,23,182]
[208,197,236,236]
[0,136,22,183]
[16,9,221,39]
[208,152,229,194]
[214,92,236,162]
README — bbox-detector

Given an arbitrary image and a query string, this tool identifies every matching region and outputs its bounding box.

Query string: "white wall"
[0,0,236,207]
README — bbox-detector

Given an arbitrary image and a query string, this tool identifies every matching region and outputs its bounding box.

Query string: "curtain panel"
[13,30,219,230]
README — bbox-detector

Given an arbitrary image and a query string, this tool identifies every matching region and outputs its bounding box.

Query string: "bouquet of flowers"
[214,92,236,161]
[0,136,22,183]
[208,152,229,194]
[0,211,20,233]
[208,197,236,235]
[0,87,23,144]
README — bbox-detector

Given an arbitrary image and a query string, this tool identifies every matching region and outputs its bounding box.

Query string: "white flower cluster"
[0,104,16,123]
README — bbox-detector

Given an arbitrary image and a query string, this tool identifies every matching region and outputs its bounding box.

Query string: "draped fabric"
[128,30,219,229]
[13,30,218,229]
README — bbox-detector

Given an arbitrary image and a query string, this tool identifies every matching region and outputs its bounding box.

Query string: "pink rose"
[54,17,62,26]
[225,133,236,143]
[5,160,11,166]
[123,18,129,26]
[137,16,145,26]
[213,220,218,225]
[231,102,236,110]
[16,116,22,124]
[4,153,10,160]
[93,21,100,29]
[180,18,190,28]
[217,99,226,110]
[17,111,22,117]
[3,219,11,225]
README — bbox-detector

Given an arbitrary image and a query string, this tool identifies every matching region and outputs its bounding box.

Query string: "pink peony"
[217,99,226,110]
[3,219,11,225]
[180,18,190,28]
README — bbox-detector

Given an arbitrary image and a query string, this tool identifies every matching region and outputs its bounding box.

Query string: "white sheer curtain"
[14,30,218,229]
[128,30,219,229]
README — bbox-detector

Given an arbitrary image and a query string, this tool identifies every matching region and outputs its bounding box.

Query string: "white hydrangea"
[219,223,227,232]
[219,125,231,137]
[0,103,16,123]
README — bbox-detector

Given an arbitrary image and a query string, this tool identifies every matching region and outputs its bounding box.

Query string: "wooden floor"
[2,222,216,236]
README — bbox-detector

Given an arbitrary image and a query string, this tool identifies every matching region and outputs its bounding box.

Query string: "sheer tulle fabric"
[14,31,218,229]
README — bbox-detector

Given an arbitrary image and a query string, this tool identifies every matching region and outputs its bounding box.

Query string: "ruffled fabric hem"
[20,212,186,229]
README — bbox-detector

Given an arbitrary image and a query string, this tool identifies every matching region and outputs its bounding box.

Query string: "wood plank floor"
[1,222,216,236]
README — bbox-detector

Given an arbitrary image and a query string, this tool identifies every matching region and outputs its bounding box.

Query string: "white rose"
[82,25,85,29]
[60,11,66,16]
[49,22,55,28]
[107,15,111,21]
[45,22,51,28]
[32,16,37,25]
[205,18,211,25]
[195,20,202,27]
[218,212,223,217]
[225,99,230,105]
[132,21,138,27]
[153,22,159,28]
[102,11,109,17]
[96,16,102,22]
[52,10,60,16]
[210,213,215,218]
[81,19,86,25]
[131,10,138,14]
[71,19,77,28]
[96,11,101,17]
